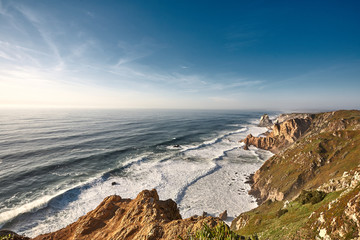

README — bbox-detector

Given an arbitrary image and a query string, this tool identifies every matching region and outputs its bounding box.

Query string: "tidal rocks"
[32,189,222,240]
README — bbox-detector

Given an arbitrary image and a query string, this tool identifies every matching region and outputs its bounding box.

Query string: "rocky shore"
[31,189,224,240]
[3,110,360,240]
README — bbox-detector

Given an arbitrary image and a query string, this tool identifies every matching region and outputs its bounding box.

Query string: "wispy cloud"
[115,38,162,67]
[15,4,65,71]
[0,1,268,109]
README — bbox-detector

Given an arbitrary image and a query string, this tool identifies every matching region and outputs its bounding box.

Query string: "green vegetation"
[305,184,360,239]
[251,110,360,203]
[232,110,360,239]
[233,187,342,239]
[295,190,326,205]
[275,208,288,218]
[0,234,14,240]
[179,222,257,240]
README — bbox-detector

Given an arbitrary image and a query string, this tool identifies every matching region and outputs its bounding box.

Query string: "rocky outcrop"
[242,117,312,153]
[32,189,221,240]
[219,210,227,221]
[317,166,360,193]
[232,110,360,239]
[258,114,273,128]
[248,111,360,204]
[274,113,313,124]
[307,178,360,239]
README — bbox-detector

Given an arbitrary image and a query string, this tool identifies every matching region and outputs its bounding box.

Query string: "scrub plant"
[179,222,258,240]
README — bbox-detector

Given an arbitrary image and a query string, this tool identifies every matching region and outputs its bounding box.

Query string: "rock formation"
[219,210,227,221]
[32,189,222,240]
[307,169,360,239]
[232,110,360,239]
[242,117,312,153]
[274,113,313,124]
[258,114,273,128]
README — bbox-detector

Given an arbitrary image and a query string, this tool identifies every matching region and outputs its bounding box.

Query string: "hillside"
[232,110,360,239]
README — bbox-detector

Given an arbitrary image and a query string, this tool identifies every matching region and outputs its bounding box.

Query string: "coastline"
[231,110,360,239]
[7,110,360,239]
[0,111,274,238]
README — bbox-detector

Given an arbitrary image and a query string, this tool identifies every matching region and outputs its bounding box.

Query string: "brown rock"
[241,117,312,153]
[32,189,222,240]
[219,210,227,220]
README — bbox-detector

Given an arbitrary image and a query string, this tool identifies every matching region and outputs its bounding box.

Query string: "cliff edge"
[232,110,360,239]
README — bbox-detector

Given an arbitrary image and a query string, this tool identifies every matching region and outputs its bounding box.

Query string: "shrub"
[296,190,327,205]
[178,222,258,240]
[276,209,288,218]
[0,234,14,240]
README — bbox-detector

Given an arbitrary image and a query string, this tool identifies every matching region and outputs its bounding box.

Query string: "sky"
[0,0,359,111]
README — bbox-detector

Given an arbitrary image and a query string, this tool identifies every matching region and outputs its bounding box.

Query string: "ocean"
[0,109,274,237]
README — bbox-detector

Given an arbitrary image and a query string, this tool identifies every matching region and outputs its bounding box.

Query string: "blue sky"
[0,0,359,110]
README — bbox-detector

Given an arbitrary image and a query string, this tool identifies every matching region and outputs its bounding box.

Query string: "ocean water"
[0,109,274,237]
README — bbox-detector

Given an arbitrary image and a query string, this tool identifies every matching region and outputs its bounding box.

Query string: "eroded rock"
[32,189,222,240]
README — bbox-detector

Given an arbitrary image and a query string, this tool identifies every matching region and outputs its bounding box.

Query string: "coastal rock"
[232,110,360,239]
[275,113,313,124]
[249,110,360,204]
[219,210,227,220]
[258,114,273,128]
[32,189,222,240]
[242,117,312,153]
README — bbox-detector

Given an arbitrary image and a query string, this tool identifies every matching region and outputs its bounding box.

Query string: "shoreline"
[1,113,272,238]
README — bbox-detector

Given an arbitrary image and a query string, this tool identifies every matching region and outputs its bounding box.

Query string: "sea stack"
[258,114,273,128]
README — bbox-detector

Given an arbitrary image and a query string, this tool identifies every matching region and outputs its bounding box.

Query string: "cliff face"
[32,189,221,240]
[232,110,360,239]
[248,110,360,204]
[242,117,312,153]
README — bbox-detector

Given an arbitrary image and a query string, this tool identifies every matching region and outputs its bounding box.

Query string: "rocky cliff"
[232,110,360,239]
[31,189,223,240]
[6,110,360,240]
[242,116,312,153]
